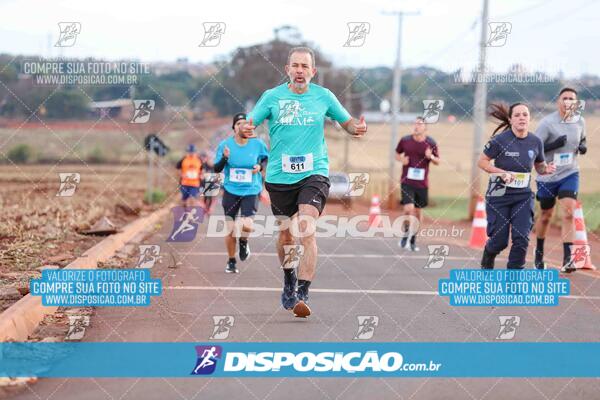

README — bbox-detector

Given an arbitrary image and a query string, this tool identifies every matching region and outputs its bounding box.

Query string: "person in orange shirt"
[176,144,203,208]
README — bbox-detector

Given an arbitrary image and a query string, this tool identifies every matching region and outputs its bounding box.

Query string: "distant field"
[1,116,599,230]
[0,119,227,164]
[0,164,178,274]
[325,116,600,229]
[4,117,598,195]
[326,116,600,197]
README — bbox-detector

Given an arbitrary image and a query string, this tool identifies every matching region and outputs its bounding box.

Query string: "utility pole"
[469,0,489,219]
[384,10,419,210]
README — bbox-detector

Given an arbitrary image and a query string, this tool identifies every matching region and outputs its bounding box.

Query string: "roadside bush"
[6,144,33,163]
[144,189,166,204]
[87,146,106,163]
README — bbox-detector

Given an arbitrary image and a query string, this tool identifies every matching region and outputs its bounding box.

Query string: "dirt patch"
[0,164,175,312]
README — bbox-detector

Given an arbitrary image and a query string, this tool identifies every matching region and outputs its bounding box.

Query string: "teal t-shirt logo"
[277,100,317,126]
[277,100,301,125]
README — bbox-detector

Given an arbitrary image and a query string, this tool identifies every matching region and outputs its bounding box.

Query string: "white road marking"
[162,285,600,300]
[182,252,598,278]
[164,285,437,295]
[184,251,481,261]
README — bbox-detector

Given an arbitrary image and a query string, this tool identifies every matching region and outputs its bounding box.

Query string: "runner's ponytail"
[489,102,528,136]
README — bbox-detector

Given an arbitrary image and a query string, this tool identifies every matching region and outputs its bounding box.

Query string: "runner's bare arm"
[259,156,268,174]
[477,153,514,183]
[425,146,440,165]
[535,161,556,175]
[341,115,367,137]
[240,118,257,138]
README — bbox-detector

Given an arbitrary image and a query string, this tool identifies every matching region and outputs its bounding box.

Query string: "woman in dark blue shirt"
[477,103,556,269]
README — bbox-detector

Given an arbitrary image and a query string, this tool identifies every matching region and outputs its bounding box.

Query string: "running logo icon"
[344,22,370,47]
[277,100,302,125]
[346,173,370,197]
[203,173,223,197]
[353,315,379,340]
[422,100,444,124]
[65,315,89,341]
[56,173,81,197]
[136,245,161,269]
[55,22,81,47]
[167,207,204,242]
[486,22,512,47]
[210,316,234,340]
[496,316,520,340]
[425,245,449,269]
[130,100,155,124]
[191,345,222,375]
[282,245,304,270]
[570,244,590,269]
[561,99,585,124]
[199,22,226,47]
[487,175,507,197]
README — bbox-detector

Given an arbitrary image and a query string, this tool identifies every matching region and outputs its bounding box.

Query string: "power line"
[420,18,479,65]
[524,0,597,31]
[498,0,555,19]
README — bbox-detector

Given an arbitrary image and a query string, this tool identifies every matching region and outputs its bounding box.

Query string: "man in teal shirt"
[244,46,367,318]
[214,112,269,274]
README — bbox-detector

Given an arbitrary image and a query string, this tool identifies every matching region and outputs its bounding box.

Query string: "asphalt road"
[14,203,600,400]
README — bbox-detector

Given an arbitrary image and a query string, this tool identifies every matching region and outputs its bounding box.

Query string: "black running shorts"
[265,175,330,217]
[222,190,259,219]
[400,183,429,208]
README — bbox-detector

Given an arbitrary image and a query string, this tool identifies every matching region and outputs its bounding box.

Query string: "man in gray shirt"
[534,87,587,272]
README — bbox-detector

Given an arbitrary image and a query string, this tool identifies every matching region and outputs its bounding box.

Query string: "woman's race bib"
[506,172,531,188]
[407,167,425,181]
[553,152,573,166]
[282,153,314,174]
[229,168,253,183]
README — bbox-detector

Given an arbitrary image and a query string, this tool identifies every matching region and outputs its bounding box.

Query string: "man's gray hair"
[287,46,316,68]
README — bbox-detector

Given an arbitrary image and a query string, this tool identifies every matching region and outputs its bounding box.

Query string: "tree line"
[1,33,598,120]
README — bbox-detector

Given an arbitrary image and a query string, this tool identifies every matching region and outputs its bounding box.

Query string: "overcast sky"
[0,0,598,77]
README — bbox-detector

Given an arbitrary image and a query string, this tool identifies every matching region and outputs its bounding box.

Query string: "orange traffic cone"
[368,195,382,228]
[469,196,488,249]
[572,201,596,270]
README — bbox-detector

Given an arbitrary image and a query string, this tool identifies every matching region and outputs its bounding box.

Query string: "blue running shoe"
[281,269,297,310]
[294,281,311,318]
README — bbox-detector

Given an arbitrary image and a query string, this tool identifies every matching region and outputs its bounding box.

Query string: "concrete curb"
[0,203,173,342]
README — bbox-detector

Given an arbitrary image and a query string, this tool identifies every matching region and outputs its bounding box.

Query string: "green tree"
[45,89,89,119]
[6,144,33,163]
